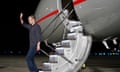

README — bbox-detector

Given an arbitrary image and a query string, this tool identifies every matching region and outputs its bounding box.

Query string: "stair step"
[49,55,58,63]
[68,20,82,25]
[55,47,71,55]
[39,71,51,72]
[42,62,52,71]
[52,42,62,47]
[55,48,64,55]
[38,71,44,72]
[49,54,69,65]
[70,25,83,32]
[67,32,82,40]
[61,40,71,48]
[65,20,82,32]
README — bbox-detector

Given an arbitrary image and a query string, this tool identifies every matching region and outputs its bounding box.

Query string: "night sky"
[1,0,40,54]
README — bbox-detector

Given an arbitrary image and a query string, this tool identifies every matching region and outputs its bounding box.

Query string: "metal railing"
[41,1,72,34]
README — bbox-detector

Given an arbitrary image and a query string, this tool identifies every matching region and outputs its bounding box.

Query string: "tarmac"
[0,55,120,72]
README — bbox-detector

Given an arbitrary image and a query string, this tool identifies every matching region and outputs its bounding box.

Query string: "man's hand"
[20,12,24,24]
[20,12,23,18]
[37,41,40,51]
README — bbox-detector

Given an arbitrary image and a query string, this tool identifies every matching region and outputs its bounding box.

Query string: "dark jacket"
[22,23,43,48]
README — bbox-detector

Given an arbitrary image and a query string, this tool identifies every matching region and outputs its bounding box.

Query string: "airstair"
[39,1,92,72]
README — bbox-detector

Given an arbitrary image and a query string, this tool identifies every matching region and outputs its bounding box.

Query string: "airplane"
[34,0,120,72]
[35,0,120,43]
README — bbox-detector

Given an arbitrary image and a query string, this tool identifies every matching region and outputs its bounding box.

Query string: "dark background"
[1,0,119,56]
[1,0,40,55]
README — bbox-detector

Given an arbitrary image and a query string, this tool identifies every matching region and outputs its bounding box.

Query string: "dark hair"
[29,14,36,20]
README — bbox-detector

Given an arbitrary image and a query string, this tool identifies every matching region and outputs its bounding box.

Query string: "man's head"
[28,15,36,25]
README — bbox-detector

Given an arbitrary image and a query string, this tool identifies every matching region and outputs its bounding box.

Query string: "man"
[20,12,43,72]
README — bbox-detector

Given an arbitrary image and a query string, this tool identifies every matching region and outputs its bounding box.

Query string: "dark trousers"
[26,46,38,72]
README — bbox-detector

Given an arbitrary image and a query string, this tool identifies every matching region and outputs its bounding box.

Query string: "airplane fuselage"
[35,0,120,43]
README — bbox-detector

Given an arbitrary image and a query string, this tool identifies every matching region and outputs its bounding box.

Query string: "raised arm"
[19,12,30,30]
[20,12,24,24]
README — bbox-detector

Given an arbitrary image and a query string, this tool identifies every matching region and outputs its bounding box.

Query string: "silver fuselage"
[35,0,120,43]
